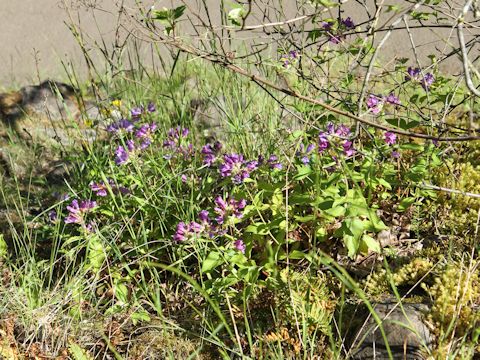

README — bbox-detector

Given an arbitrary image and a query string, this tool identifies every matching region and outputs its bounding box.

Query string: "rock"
[0,80,103,147]
[345,299,433,359]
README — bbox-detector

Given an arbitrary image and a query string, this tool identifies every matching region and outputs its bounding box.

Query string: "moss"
[363,257,434,297]
[422,262,480,337]
[128,328,209,359]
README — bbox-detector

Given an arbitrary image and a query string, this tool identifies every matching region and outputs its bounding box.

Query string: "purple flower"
[335,124,351,137]
[385,93,401,106]
[234,239,246,254]
[406,67,435,90]
[136,123,157,138]
[65,199,97,225]
[181,174,188,183]
[202,142,223,166]
[199,210,210,223]
[219,153,256,184]
[90,179,129,197]
[366,95,383,114]
[90,181,108,197]
[322,18,354,43]
[135,123,157,149]
[406,67,421,81]
[214,196,247,224]
[48,210,58,222]
[296,143,316,163]
[173,222,189,242]
[106,119,134,133]
[163,127,193,159]
[392,150,400,159]
[147,102,156,113]
[421,73,435,90]
[384,131,397,145]
[267,155,283,170]
[130,106,144,121]
[318,134,329,153]
[115,145,130,165]
[342,17,355,29]
[280,50,300,67]
[343,140,355,157]
[173,219,207,242]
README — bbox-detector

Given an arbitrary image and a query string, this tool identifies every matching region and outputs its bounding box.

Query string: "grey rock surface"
[346,300,433,360]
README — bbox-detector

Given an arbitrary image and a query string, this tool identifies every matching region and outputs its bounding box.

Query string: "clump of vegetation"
[423,261,480,337]
[1,0,480,358]
[364,257,435,297]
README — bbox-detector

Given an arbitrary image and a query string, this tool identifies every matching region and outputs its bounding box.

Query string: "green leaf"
[294,165,312,180]
[202,251,223,272]
[361,234,381,253]
[398,197,416,212]
[114,282,129,304]
[151,9,171,21]
[344,235,359,258]
[345,218,366,239]
[0,234,7,259]
[69,343,94,360]
[385,118,420,130]
[87,236,106,273]
[131,310,151,325]
[228,6,246,26]
[173,5,186,19]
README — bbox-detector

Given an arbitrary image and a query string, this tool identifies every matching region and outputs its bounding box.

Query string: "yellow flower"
[111,99,122,108]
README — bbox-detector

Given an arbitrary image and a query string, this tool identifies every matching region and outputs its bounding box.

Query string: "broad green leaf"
[202,251,223,272]
[361,234,381,253]
[87,236,106,273]
[344,235,359,258]
[294,165,312,180]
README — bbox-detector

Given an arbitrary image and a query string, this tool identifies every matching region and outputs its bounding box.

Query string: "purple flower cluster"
[366,93,401,114]
[107,103,159,166]
[318,123,355,157]
[265,155,283,170]
[384,131,397,145]
[323,17,355,44]
[280,50,300,68]
[173,196,247,253]
[214,196,247,224]
[135,122,157,149]
[90,179,129,197]
[173,210,214,242]
[234,239,246,253]
[219,153,258,184]
[65,199,97,225]
[115,140,135,165]
[297,143,316,164]
[106,119,134,133]
[163,126,193,159]
[130,102,156,121]
[202,141,223,166]
[406,67,435,90]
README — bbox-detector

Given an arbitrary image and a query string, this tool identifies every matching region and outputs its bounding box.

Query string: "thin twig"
[457,0,480,97]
